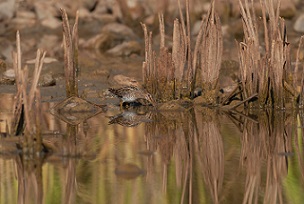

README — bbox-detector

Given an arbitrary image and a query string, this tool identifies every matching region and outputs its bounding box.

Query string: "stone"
[0,0,15,21]
[294,14,304,33]
[101,23,138,40]
[41,17,61,29]
[111,74,140,87]
[38,73,56,87]
[3,69,15,80]
[34,1,57,20]
[106,41,141,56]
[280,0,296,19]
[1,69,15,85]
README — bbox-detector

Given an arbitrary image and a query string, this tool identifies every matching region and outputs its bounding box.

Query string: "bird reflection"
[107,110,153,127]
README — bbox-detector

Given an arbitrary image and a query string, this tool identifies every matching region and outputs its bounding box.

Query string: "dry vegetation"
[141,0,304,111]
[11,31,46,155]
[142,0,222,104]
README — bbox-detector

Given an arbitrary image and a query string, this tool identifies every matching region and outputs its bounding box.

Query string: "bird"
[108,86,156,108]
[108,111,152,127]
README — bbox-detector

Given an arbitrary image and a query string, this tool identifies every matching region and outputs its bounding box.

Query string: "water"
[1,94,304,204]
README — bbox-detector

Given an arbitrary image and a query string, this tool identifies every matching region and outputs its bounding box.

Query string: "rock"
[111,74,141,87]
[34,1,57,20]
[101,23,138,40]
[106,41,141,56]
[0,69,15,85]
[0,38,14,62]
[95,14,116,24]
[37,35,60,56]
[294,14,304,33]
[38,73,56,87]
[16,10,36,19]
[0,0,15,21]
[192,20,202,36]
[41,17,61,29]
[34,1,61,29]
[280,0,296,19]
[143,15,155,25]
[3,69,15,80]
[0,59,6,70]
[11,18,36,29]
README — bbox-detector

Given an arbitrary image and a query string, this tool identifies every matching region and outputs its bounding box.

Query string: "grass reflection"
[1,105,304,203]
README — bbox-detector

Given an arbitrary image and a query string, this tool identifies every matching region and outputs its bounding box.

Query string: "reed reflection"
[1,98,304,203]
[193,108,224,204]
[238,110,292,204]
[144,107,224,203]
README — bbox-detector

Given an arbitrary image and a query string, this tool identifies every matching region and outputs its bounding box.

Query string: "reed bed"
[12,31,46,155]
[238,0,294,109]
[142,0,222,104]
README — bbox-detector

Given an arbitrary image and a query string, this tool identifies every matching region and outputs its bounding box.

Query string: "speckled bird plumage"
[108,111,152,127]
[108,86,155,106]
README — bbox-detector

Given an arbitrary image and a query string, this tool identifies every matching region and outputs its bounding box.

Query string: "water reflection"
[107,109,152,127]
[1,99,304,203]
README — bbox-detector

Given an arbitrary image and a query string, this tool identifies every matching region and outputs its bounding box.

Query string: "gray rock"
[1,69,15,85]
[38,73,56,87]
[102,23,138,40]
[0,0,15,21]
[3,69,15,80]
[106,41,141,56]
[34,1,57,20]
[294,14,304,33]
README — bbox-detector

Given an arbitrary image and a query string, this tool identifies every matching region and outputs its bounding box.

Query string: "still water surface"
[1,95,304,204]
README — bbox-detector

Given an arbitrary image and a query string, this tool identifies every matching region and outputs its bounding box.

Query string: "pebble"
[106,41,141,56]
[294,14,304,33]
[3,69,15,80]
[38,73,56,87]
[0,0,15,21]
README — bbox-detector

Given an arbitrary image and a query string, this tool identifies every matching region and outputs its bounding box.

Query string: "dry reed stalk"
[11,31,25,136]
[238,0,260,105]
[200,0,222,95]
[142,0,192,101]
[23,50,46,154]
[159,13,165,49]
[142,0,222,102]
[61,8,79,97]
[184,0,193,88]
[172,19,186,82]
[11,31,46,154]
[172,18,187,98]
[238,0,292,109]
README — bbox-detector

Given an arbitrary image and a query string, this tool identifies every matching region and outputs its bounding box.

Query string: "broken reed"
[142,0,222,103]
[238,0,294,109]
[60,8,79,97]
[12,31,46,154]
